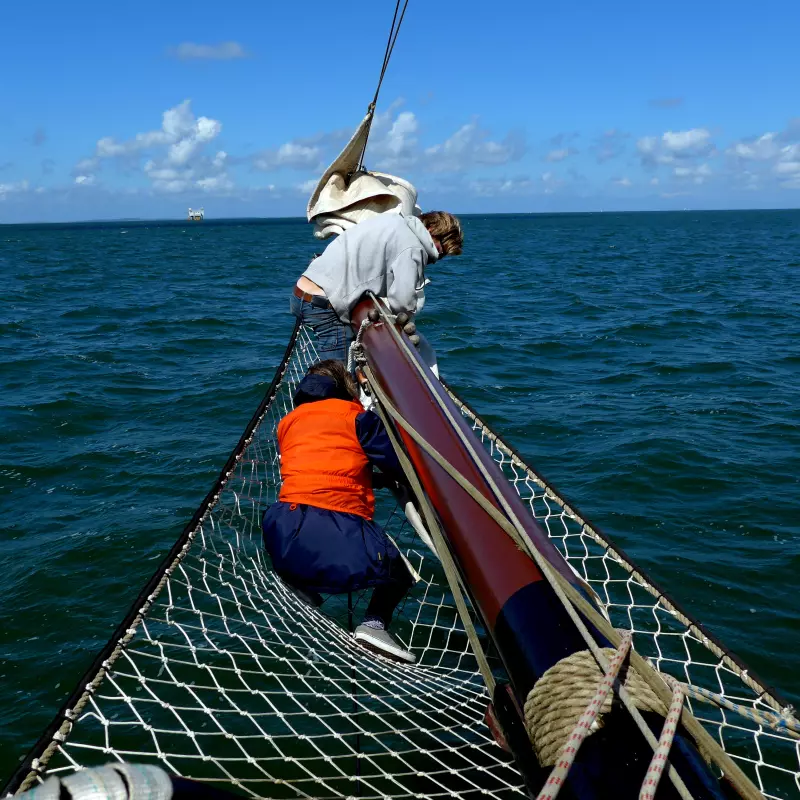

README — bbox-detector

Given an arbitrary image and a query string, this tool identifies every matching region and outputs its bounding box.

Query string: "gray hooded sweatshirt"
[302,213,438,323]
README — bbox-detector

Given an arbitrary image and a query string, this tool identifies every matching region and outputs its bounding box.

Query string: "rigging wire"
[357,0,411,171]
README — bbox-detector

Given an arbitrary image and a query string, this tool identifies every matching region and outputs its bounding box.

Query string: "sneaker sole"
[354,632,417,664]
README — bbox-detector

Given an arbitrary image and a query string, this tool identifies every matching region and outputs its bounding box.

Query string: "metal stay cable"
[360,296,763,800]
[357,0,411,171]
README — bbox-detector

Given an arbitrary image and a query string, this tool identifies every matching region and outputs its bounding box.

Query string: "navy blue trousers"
[262,501,413,627]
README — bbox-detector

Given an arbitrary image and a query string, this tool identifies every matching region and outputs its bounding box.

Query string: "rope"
[679,684,800,738]
[357,0,411,171]
[536,632,634,800]
[359,295,764,800]
[447,384,800,746]
[641,676,687,800]
[347,318,371,372]
[524,641,667,768]
[5,323,304,796]
[361,299,690,784]
[445,388,796,727]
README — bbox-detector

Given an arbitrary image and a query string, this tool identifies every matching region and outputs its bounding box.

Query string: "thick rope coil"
[525,641,667,768]
[536,632,635,800]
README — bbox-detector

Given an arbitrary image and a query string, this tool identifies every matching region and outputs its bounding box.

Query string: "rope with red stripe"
[640,676,687,800]
[536,632,633,800]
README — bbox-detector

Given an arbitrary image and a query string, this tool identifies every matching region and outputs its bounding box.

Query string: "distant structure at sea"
[187,207,204,221]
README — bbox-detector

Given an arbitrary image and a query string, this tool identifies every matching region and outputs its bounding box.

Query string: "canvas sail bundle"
[306,112,420,240]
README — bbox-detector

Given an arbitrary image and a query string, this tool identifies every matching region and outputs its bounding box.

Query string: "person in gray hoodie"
[291,211,463,362]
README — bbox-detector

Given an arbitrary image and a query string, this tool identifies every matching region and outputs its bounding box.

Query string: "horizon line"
[3,206,800,227]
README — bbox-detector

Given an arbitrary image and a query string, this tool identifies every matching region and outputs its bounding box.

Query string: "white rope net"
[448,393,800,800]
[12,324,799,800]
[22,325,524,800]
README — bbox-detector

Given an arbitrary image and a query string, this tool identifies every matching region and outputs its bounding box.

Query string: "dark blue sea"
[1,212,798,780]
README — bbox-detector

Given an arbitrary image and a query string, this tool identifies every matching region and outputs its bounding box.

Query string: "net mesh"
[449,394,800,800]
[26,325,524,800]
[11,324,799,800]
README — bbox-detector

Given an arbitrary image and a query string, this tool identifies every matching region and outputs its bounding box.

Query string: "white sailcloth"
[307,112,420,239]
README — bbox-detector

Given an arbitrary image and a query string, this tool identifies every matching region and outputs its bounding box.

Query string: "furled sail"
[306,112,420,240]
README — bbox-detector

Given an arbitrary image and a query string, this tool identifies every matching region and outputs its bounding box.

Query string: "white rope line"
[361,297,774,800]
[640,675,687,800]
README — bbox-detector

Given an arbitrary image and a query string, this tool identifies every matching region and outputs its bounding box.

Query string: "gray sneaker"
[354,624,417,664]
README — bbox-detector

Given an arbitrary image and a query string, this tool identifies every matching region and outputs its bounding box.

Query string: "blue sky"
[2,0,800,222]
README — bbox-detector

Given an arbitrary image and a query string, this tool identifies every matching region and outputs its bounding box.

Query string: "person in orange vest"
[262,359,416,663]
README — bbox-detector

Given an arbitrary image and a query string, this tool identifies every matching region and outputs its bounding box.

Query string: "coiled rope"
[523,640,666,767]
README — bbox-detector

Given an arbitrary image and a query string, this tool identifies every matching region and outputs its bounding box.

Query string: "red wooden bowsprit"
[351,298,735,800]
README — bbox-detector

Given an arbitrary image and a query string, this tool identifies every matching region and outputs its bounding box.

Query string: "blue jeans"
[290,294,353,364]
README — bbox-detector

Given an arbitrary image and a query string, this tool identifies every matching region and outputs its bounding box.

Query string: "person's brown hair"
[419,211,464,256]
[308,359,358,400]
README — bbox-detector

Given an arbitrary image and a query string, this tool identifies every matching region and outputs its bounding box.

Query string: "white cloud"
[222,103,526,193]
[364,106,420,170]
[662,129,711,153]
[360,104,524,173]
[297,178,318,194]
[74,157,98,173]
[673,163,712,184]
[612,177,633,188]
[725,123,800,190]
[775,160,800,175]
[197,174,234,193]
[638,128,715,167]
[170,42,249,61]
[727,132,780,161]
[423,119,524,172]
[591,129,629,163]
[545,147,578,162]
[382,112,420,159]
[468,176,533,196]
[0,179,30,197]
[540,171,564,194]
[81,100,222,168]
[254,141,322,171]
[73,100,229,194]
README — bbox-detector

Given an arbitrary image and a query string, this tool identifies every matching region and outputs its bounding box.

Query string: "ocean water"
[1,211,798,781]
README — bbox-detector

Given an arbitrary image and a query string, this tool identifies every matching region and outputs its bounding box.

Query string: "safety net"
[5,322,798,800]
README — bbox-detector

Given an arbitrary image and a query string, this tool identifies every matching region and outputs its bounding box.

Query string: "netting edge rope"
[441,382,795,721]
[2,320,303,798]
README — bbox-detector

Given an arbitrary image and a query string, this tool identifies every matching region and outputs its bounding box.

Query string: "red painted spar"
[351,298,583,628]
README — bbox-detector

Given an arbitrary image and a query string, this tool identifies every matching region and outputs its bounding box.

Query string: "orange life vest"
[277,398,375,519]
